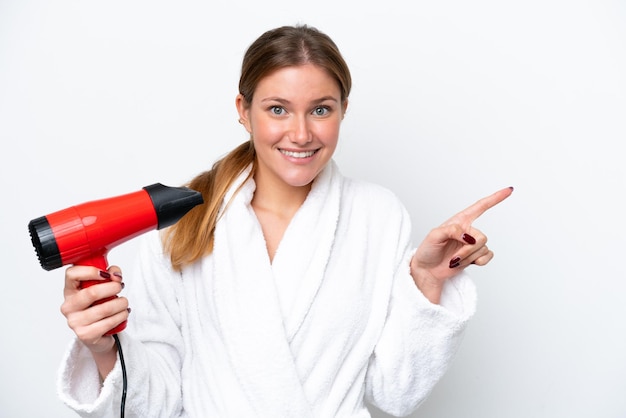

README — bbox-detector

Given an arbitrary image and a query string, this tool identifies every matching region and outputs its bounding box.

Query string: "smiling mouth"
[279,149,318,158]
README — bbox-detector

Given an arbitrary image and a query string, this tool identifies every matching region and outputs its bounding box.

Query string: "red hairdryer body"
[28,183,203,335]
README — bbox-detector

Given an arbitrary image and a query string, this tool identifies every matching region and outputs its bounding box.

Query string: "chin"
[284,176,316,189]
[282,170,321,189]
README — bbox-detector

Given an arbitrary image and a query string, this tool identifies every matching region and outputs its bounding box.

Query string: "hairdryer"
[28,183,203,335]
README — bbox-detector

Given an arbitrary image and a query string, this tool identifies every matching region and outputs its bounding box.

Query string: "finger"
[424,223,467,246]
[450,246,492,269]
[471,250,494,266]
[447,226,488,265]
[428,224,488,252]
[73,309,130,345]
[62,279,125,315]
[66,296,129,329]
[107,265,124,284]
[64,266,112,294]
[446,186,514,225]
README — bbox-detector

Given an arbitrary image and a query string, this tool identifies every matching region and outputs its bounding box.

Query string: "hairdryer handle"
[77,254,127,336]
[80,280,127,335]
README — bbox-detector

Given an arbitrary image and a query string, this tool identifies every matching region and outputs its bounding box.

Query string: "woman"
[58,24,512,417]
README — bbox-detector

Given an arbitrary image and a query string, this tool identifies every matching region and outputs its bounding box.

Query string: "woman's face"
[237,64,346,192]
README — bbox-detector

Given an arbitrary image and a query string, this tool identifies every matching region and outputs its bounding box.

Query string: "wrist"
[410,266,443,305]
[89,339,119,381]
[86,335,116,354]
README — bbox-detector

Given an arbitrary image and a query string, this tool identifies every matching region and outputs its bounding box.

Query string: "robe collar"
[212,161,342,415]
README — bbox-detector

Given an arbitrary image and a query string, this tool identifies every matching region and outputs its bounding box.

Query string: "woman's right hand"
[60,265,129,354]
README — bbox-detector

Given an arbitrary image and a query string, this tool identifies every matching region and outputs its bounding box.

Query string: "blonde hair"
[163,24,351,271]
[163,141,255,270]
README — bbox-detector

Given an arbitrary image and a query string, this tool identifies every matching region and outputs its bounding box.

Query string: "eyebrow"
[259,96,339,105]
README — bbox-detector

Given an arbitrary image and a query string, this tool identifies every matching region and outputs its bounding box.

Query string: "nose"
[289,115,312,145]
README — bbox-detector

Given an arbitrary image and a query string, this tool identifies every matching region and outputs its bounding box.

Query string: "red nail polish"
[127,307,132,314]
[99,270,111,279]
[462,233,476,245]
[449,256,461,268]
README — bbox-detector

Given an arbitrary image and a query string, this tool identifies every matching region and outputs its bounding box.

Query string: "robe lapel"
[212,168,313,417]
[271,162,341,342]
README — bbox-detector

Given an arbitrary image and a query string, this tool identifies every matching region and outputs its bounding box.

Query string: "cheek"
[318,123,341,147]
[252,118,283,143]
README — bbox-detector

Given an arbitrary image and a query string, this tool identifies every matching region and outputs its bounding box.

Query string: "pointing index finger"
[450,186,514,225]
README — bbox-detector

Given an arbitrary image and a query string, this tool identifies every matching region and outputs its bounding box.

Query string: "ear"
[341,99,349,119]
[235,94,252,133]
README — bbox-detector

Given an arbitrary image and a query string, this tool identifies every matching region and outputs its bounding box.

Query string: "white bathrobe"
[57,161,476,417]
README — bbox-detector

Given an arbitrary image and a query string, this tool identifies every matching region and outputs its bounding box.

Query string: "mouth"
[279,149,319,159]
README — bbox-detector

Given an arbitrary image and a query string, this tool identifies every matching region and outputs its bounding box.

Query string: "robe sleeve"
[57,231,186,418]
[364,220,477,416]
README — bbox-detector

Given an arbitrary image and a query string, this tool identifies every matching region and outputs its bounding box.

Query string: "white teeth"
[280,149,316,158]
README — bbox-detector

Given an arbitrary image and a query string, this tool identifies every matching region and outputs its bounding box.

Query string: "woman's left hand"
[410,187,513,304]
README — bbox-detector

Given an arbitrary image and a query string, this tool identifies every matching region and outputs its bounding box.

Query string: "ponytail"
[163,141,256,271]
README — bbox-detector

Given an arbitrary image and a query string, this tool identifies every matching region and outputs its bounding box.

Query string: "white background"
[1,1,625,417]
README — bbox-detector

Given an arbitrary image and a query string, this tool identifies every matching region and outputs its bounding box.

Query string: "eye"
[312,106,330,116]
[270,106,285,116]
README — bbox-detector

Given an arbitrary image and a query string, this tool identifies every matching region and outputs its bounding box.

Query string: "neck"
[250,170,312,263]
[251,171,311,217]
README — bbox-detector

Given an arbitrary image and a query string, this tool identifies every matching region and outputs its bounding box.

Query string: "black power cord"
[113,334,128,418]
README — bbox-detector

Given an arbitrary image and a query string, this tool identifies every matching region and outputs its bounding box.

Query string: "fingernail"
[120,282,125,289]
[99,270,111,279]
[113,272,123,279]
[127,307,132,314]
[462,233,476,245]
[449,257,461,268]
[509,186,514,191]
